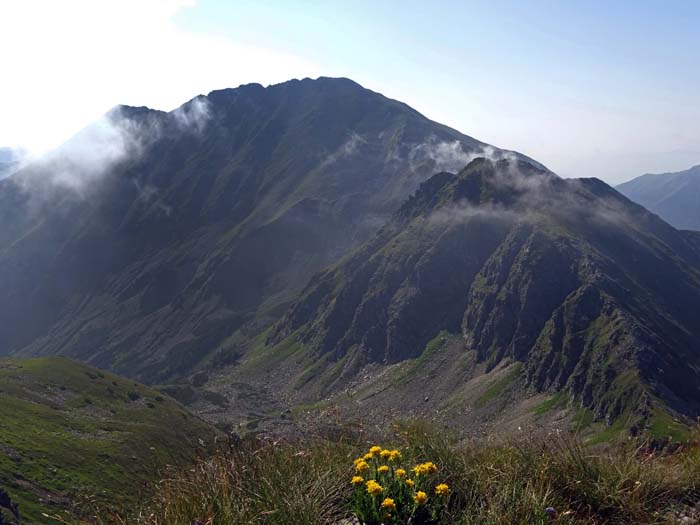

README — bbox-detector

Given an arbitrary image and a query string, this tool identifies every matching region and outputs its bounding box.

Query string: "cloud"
[406,137,533,176]
[13,96,211,204]
[0,0,320,154]
[408,138,481,173]
[423,157,637,229]
[319,132,367,169]
[171,96,211,134]
[428,200,519,226]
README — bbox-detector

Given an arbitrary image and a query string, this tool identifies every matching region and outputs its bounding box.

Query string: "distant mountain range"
[1,77,699,439]
[617,165,700,231]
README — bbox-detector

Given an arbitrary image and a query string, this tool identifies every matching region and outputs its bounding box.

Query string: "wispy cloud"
[423,157,638,229]
[12,96,211,208]
[319,132,367,169]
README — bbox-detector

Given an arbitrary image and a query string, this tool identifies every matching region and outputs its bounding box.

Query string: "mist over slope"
[617,165,700,231]
[0,77,529,383]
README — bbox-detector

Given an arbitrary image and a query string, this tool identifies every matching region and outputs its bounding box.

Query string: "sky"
[1,0,699,184]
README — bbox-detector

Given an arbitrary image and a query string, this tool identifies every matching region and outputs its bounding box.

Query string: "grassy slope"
[0,357,219,524]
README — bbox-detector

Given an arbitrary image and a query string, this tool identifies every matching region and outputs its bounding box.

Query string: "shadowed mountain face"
[272,158,700,422]
[0,77,529,383]
[617,165,700,231]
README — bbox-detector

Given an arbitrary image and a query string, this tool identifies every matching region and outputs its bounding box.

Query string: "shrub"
[127,391,141,401]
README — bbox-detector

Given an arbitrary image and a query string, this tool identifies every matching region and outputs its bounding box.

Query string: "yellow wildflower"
[412,462,438,476]
[363,452,373,460]
[414,490,428,504]
[396,468,407,478]
[388,449,402,461]
[355,460,369,473]
[435,483,450,496]
[353,457,364,466]
[412,464,429,476]
[366,480,383,496]
[369,446,382,456]
[351,476,364,485]
[424,461,438,473]
[380,449,392,459]
[405,478,415,487]
[378,465,390,474]
[381,497,396,511]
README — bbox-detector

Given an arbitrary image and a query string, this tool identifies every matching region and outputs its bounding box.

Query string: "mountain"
[0,357,218,523]
[617,165,700,231]
[5,77,699,441]
[0,78,533,383]
[240,157,700,436]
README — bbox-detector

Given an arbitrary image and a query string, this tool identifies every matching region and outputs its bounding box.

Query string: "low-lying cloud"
[319,132,367,169]
[422,156,638,231]
[410,139,496,173]
[428,200,520,226]
[14,97,212,199]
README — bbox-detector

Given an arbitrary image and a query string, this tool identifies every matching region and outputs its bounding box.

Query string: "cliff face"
[273,158,700,421]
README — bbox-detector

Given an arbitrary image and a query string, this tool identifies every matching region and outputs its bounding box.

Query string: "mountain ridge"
[256,157,700,432]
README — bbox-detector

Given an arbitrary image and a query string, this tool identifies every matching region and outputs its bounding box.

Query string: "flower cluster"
[350,445,450,524]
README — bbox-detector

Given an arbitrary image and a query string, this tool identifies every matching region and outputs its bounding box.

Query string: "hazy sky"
[2,0,699,183]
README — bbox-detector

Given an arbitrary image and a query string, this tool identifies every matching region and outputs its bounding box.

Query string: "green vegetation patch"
[587,418,628,446]
[572,407,594,430]
[474,362,523,408]
[648,410,691,443]
[531,392,567,416]
[241,331,306,373]
[396,331,454,384]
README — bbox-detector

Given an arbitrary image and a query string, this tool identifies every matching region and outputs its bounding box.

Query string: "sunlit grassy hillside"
[0,357,219,524]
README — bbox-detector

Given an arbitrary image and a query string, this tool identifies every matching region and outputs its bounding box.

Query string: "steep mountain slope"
[617,165,700,231]
[265,158,700,430]
[0,77,530,383]
[0,357,218,523]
